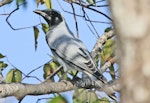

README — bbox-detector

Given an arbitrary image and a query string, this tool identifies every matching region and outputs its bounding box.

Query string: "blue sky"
[0,0,111,103]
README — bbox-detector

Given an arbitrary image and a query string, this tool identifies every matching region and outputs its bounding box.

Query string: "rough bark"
[110,0,150,103]
[0,0,13,7]
[0,78,119,101]
[0,81,73,100]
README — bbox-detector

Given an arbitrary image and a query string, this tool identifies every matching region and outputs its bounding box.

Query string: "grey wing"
[48,36,102,79]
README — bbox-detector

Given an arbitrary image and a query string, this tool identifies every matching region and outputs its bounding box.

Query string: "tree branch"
[0,0,13,7]
[100,57,116,73]
[57,0,111,24]
[5,6,41,30]
[70,3,79,38]
[0,81,73,101]
[82,7,100,38]
[0,78,119,101]
[64,0,112,21]
[91,30,115,58]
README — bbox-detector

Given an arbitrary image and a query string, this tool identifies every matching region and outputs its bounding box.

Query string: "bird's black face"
[34,9,63,27]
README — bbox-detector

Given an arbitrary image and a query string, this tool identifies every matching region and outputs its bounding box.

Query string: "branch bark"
[0,81,73,100]
[0,0,13,7]
[0,78,119,101]
[91,30,114,58]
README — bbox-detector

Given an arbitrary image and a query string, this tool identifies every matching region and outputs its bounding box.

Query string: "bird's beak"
[33,10,51,21]
[33,10,45,16]
[33,10,41,13]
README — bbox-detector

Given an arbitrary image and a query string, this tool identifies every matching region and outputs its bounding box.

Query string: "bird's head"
[33,9,63,27]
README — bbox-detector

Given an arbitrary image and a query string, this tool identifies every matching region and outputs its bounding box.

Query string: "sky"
[0,0,111,103]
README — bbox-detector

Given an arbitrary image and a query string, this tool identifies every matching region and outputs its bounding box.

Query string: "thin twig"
[96,0,107,3]
[6,56,43,82]
[0,13,9,15]
[70,3,79,38]
[23,75,42,82]
[84,18,112,24]
[36,97,52,103]
[6,6,41,30]
[82,12,98,38]
[6,7,19,30]
[57,0,111,24]
[82,8,100,38]
[96,4,109,7]
[57,0,83,17]
[22,60,52,81]
[6,56,18,69]
[64,0,112,21]
[43,66,63,83]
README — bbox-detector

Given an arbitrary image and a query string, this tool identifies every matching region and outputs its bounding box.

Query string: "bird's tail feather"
[93,71,107,83]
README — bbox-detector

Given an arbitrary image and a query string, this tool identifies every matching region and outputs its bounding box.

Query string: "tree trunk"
[110,0,150,103]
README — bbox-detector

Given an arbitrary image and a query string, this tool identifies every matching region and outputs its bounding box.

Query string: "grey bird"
[33,9,105,85]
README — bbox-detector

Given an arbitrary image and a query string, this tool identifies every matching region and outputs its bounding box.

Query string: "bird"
[33,9,106,85]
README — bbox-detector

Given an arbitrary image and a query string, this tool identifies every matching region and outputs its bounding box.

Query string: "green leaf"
[98,97,110,103]
[43,61,60,80]
[36,0,41,7]
[0,53,5,59]
[43,64,52,79]
[57,68,69,80]
[33,26,39,51]
[86,0,93,4]
[99,52,105,66]
[14,69,22,83]
[41,23,49,34]
[68,70,78,77]
[51,61,69,80]
[36,0,48,7]
[44,0,52,9]
[73,89,98,103]
[104,27,112,32]
[48,95,68,103]
[16,0,25,4]
[5,69,15,83]
[99,38,116,88]
[49,61,60,72]
[16,0,26,8]
[103,39,114,57]
[0,61,8,69]
[100,39,115,66]
[5,69,22,83]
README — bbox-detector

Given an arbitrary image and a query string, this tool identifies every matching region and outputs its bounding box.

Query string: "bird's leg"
[72,71,79,80]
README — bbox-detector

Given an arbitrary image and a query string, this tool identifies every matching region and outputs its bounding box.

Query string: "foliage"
[0,53,5,59]
[42,23,50,34]
[0,53,7,70]
[0,61,8,69]
[43,60,60,80]
[73,89,110,103]
[5,69,22,83]
[36,0,52,9]
[73,89,98,103]
[33,26,39,51]
[0,0,117,103]
[48,95,68,103]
